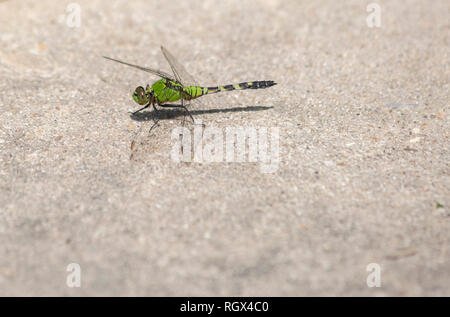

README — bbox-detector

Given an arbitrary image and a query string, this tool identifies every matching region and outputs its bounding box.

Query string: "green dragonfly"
[103,46,276,156]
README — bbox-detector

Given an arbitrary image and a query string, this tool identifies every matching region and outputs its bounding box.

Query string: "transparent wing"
[160,46,199,86]
[161,46,210,114]
[103,56,176,81]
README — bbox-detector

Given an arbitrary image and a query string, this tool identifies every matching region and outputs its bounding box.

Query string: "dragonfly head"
[132,86,152,105]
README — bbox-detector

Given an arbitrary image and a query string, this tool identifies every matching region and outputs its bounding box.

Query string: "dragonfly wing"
[103,56,176,81]
[160,46,199,87]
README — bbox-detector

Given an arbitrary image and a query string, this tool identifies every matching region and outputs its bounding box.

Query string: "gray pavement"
[0,0,448,296]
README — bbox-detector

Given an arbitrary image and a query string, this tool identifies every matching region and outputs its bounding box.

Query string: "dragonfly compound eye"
[132,86,148,105]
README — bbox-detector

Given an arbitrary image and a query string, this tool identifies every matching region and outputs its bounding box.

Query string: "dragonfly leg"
[152,99,160,115]
[149,100,160,129]
[182,98,195,124]
[148,119,160,133]
[132,103,151,115]
[158,100,195,123]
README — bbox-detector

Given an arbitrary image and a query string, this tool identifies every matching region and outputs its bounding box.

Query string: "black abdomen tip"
[250,80,277,89]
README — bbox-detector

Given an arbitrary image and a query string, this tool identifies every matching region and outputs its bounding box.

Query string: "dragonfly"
[103,46,276,157]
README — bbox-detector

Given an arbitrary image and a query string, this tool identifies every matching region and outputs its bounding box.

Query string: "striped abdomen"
[184,81,276,99]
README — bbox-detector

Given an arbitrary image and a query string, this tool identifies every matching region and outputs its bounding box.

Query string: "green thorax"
[149,78,203,103]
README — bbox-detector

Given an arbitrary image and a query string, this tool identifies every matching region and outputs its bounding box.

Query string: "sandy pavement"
[0,0,448,295]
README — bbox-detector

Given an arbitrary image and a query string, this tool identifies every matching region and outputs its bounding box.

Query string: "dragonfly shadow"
[130,105,273,122]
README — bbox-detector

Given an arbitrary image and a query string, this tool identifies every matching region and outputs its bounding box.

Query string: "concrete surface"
[0,0,449,296]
